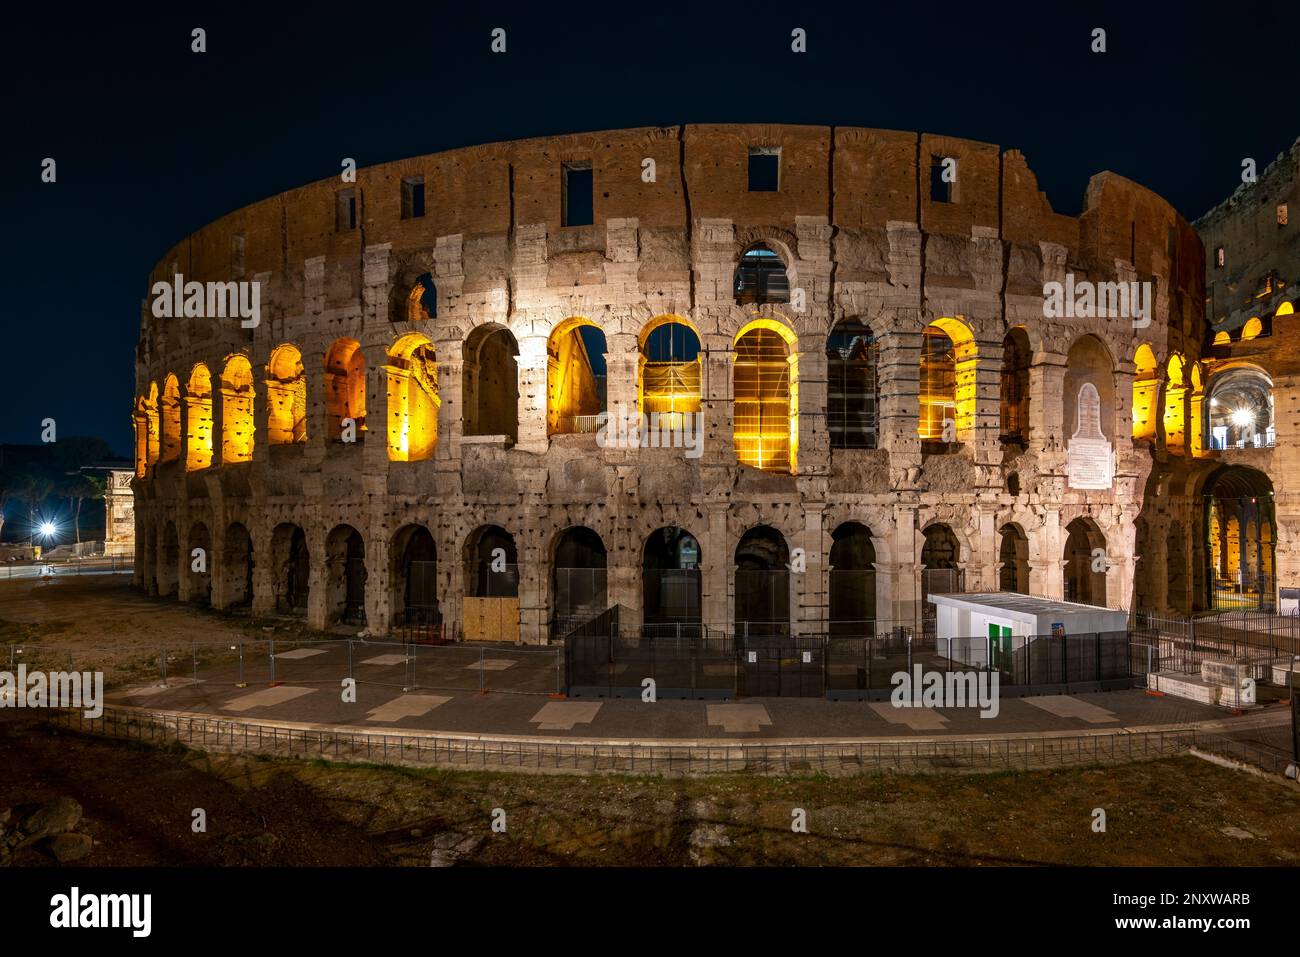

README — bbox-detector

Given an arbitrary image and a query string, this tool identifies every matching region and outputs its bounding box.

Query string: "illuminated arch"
[386,333,439,461]
[1132,343,1158,440]
[159,374,182,463]
[1241,317,1263,340]
[184,364,213,471]
[639,316,701,428]
[919,317,976,443]
[324,337,367,443]
[733,318,798,472]
[1213,330,1231,345]
[547,317,606,436]
[134,382,160,477]
[1206,365,1274,450]
[1164,353,1187,452]
[1277,301,1295,318]
[267,344,307,445]
[220,355,255,463]
[407,273,436,322]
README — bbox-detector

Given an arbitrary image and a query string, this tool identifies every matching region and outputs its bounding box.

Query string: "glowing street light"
[38,522,57,538]
[1231,407,1254,428]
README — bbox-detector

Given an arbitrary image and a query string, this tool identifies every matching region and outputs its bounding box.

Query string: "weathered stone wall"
[132,124,1205,641]
[1192,138,1300,605]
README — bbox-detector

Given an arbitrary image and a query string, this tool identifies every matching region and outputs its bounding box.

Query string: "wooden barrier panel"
[463,596,520,642]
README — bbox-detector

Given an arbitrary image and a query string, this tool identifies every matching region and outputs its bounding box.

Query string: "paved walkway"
[104,641,1250,742]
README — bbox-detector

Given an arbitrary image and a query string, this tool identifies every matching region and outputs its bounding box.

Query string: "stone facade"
[1190,137,1300,611]
[130,124,1206,642]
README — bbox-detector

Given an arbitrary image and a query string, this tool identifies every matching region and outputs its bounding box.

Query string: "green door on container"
[988,624,1012,670]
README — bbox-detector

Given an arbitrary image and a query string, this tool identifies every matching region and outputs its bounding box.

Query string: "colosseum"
[130,123,1211,647]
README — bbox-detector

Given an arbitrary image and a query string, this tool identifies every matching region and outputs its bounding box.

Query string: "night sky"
[4,0,1294,457]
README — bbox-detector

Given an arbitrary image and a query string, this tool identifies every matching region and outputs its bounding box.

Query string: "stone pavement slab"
[869,703,950,731]
[530,701,602,731]
[1023,695,1118,724]
[224,685,316,712]
[706,704,771,733]
[366,694,450,723]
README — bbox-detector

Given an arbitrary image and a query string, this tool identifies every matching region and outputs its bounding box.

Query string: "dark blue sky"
[5,0,1294,456]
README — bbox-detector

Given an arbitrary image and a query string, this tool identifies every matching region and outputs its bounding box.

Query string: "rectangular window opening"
[748,147,780,192]
[336,189,357,231]
[402,176,425,219]
[930,156,953,204]
[562,163,593,227]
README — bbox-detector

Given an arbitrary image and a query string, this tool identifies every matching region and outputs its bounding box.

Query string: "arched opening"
[552,527,608,635]
[406,273,437,322]
[1205,466,1276,610]
[733,320,798,472]
[734,243,790,305]
[267,345,307,445]
[1132,344,1158,440]
[639,317,702,430]
[1064,335,1115,442]
[642,526,701,632]
[1163,354,1187,453]
[220,356,255,463]
[920,524,961,629]
[826,319,880,449]
[160,375,182,464]
[187,522,212,606]
[386,334,439,461]
[919,318,975,447]
[547,318,607,436]
[271,523,310,615]
[134,383,160,477]
[157,521,180,597]
[221,522,253,608]
[1241,317,1263,340]
[324,338,367,443]
[734,525,790,636]
[1063,518,1107,605]
[462,525,519,642]
[184,365,213,471]
[391,525,439,628]
[463,325,519,443]
[1167,521,1188,613]
[1213,330,1231,346]
[325,525,366,624]
[829,522,876,635]
[999,328,1031,446]
[1206,366,1274,449]
[998,524,1029,594]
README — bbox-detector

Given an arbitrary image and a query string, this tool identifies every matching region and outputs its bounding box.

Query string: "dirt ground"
[3,717,1300,867]
[0,575,325,687]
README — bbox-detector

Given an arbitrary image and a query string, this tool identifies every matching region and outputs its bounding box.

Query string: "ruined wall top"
[144,123,1199,296]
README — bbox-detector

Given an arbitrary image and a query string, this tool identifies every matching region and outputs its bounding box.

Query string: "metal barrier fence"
[40,705,1205,776]
[148,637,564,697]
[566,614,1135,699]
[0,556,134,579]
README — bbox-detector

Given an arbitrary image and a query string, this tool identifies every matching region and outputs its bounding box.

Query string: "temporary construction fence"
[564,607,1136,700]
[149,636,564,698]
[40,704,1205,776]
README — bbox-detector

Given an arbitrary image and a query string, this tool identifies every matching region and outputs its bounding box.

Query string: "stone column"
[364,522,392,635]
[701,504,730,631]
[306,531,329,630]
[516,335,550,455]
